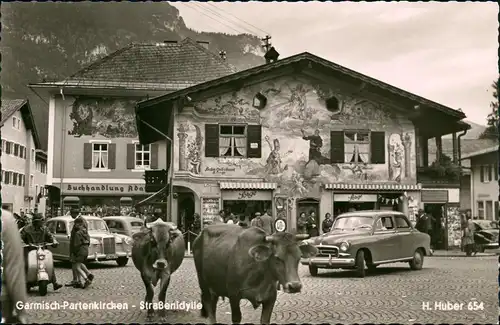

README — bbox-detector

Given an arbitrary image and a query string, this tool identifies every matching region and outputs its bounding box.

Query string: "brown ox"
[193,224,317,324]
[131,219,185,319]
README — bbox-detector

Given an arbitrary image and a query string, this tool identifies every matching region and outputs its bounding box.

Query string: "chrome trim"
[303,257,355,265]
[373,256,413,264]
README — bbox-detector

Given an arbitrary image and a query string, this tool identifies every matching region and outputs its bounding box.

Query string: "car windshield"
[331,216,374,231]
[475,220,499,230]
[130,221,143,227]
[69,219,109,232]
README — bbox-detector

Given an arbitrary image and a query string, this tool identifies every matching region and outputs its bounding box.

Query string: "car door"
[54,221,70,260]
[114,221,128,236]
[371,216,398,262]
[46,221,61,258]
[395,215,414,259]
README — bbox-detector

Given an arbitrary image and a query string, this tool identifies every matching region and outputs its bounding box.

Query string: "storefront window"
[223,200,271,221]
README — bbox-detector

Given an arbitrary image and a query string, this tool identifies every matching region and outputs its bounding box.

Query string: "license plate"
[106,254,117,260]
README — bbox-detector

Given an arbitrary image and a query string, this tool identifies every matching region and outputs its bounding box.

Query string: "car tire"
[116,257,129,267]
[355,250,366,278]
[409,249,424,270]
[38,280,49,296]
[367,264,378,271]
[309,265,318,276]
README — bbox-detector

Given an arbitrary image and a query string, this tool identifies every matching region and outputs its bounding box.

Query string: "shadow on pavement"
[54,261,130,269]
[314,266,433,278]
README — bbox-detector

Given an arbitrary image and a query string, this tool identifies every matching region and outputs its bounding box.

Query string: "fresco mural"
[68,97,138,138]
[174,76,417,198]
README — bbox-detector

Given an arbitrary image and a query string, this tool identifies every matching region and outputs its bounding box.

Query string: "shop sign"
[222,190,272,201]
[334,194,378,202]
[201,197,220,223]
[63,184,146,195]
[275,218,287,232]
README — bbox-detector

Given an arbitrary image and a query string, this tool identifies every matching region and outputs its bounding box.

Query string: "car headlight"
[124,237,133,245]
[339,242,350,252]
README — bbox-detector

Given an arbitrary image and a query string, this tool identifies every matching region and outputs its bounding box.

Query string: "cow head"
[145,219,181,270]
[247,232,317,293]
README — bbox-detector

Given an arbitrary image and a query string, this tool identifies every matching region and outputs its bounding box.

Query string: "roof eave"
[460,145,499,159]
[19,101,42,149]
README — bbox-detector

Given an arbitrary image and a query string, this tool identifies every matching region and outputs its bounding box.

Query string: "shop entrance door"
[424,204,446,250]
[296,198,320,229]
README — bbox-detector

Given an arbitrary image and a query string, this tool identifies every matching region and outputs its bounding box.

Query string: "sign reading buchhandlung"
[63,184,146,195]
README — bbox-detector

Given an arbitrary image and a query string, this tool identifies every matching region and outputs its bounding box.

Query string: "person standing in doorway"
[297,212,309,234]
[307,211,319,237]
[322,213,334,233]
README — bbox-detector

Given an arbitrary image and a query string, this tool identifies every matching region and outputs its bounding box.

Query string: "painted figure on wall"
[187,125,203,174]
[264,136,290,175]
[177,123,203,174]
[68,97,138,138]
[388,133,405,182]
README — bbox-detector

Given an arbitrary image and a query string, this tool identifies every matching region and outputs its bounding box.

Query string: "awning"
[324,183,422,191]
[120,197,133,203]
[63,196,80,203]
[219,182,277,190]
[135,101,174,145]
[135,187,167,206]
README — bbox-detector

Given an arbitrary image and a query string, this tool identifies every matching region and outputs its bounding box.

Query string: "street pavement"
[24,256,497,324]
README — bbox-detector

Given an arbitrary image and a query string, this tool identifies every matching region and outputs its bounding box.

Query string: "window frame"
[90,141,111,171]
[485,200,493,220]
[218,124,248,158]
[395,215,411,230]
[343,129,371,164]
[12,117,20,130]
[30,174,34,188]
[477,201,485,219]
[31,148,35,162]
[134,143,151,170]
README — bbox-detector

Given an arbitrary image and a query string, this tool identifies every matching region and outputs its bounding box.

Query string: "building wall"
[1,110,38,213]
[459,174,471,210]
[470,152,499,220]
[34,156,48,213]
[172,74,419,228]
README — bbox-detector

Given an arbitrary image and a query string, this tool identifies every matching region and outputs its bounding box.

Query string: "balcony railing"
[417,164,461,187]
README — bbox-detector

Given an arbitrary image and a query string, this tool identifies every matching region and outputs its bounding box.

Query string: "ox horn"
[294,234,310,240]
[264,235,274,243]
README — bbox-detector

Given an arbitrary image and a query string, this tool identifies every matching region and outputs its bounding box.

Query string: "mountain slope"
[443,120,487,139]
[1,2,265,150]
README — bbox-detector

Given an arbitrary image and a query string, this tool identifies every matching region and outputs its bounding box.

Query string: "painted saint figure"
[301,129,323,163]
[264,135,288,175]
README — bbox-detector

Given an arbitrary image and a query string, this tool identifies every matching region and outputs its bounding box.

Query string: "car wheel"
[355,250,366,278]
[116,257,129,267]
[367,264,378,271]
[309,265,318,276]
[409,249,424,270]
[38,280,49,296]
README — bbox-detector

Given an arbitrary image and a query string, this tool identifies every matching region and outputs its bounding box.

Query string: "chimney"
[197,41,209,50]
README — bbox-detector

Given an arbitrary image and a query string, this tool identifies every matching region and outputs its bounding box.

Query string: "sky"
[173,2,498,125]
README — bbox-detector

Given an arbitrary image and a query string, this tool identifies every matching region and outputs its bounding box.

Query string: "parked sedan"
[103,216,144,237]
[473,220,499,252]
[46,215,133,266]
[301,210,431,278]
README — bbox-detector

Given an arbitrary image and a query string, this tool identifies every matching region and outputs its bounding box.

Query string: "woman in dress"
[71,218,94,288]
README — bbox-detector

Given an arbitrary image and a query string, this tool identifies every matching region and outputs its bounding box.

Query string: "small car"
[301,210,431,278]
[46,215,133,267]
[472,220,499,252]
[103,216,144,237]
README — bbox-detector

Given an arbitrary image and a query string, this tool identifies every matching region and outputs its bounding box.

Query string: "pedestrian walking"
[322,213,334,233]
[258,209,274,235]
[1,209,28,324]
[71,217,94,288]
[462,215,475,256]
[250,212,264,228]
[66,208,90,287]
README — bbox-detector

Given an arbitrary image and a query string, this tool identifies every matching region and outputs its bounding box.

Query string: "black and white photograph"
[1,1,498,324]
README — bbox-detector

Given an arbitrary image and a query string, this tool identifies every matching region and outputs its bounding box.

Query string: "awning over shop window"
[324,183,421,191]
[120,197,133,203]
[135,187,167,206]
[62,196,80,203]
[219,182,277,190]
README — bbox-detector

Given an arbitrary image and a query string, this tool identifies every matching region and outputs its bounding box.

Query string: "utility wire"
[184,2,247,35]
[205,2,270,36]
[200,2,263,36]
[181,3,229,34]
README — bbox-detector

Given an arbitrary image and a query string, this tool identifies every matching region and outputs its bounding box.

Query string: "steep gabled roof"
[30,38,236,91]
[1,99,41,149]
[137,51,466,120]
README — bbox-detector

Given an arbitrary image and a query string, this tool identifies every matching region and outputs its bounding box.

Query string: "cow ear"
[299,244,318,258]
[248,244,272,262]
[169,228,182,238]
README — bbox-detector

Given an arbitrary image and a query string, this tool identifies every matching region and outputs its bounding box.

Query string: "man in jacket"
[19,213,63,291]
[2,210,28,323]
[66,208,87,287]
[259,209,274,235]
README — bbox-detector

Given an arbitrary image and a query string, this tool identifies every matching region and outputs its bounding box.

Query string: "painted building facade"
[462,145,499,220]
[137,52,469,238]
[1,99,46,213]
[29,38,235,216]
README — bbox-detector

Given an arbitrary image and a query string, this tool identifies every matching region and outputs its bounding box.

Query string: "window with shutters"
[344,131,370,163]
[19,145,25,159]
[30,174,34,187]
[5,141,12,155]
[481,165,492,183]
[477,201,485,219]
[4,171,11,184]
[92,143,109,169]
[219,125,247,157]
[31,148,35,162]
[13,143,19,156]
[12,173,18,186]
[135,144,151,169]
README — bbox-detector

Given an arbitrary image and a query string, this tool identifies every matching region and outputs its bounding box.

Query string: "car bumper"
[87,251,131,261]
[301,257,355,268]
[483,243,499,249]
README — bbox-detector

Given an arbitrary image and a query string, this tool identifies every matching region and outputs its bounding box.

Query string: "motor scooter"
[24,243,56,296]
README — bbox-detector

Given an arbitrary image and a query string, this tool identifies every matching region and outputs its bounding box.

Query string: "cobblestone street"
[24,256,497,324]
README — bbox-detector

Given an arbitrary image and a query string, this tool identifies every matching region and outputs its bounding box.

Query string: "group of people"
[297,211,340,237]
[215,209,275,235]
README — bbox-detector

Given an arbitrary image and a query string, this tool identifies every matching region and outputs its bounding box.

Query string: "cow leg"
[229,298,242,324]
[201,290,218,324]
[140,270,155,319]
[260,292,277,325]
[157,271,171,318]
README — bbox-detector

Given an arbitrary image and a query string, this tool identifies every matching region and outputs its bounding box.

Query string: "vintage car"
[301,210,431,278]
[473,220,499,252]
[46,215,133,266]
[103,216,144,237]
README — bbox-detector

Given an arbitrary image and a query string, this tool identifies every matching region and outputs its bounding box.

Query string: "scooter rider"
[20,213,63,291]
